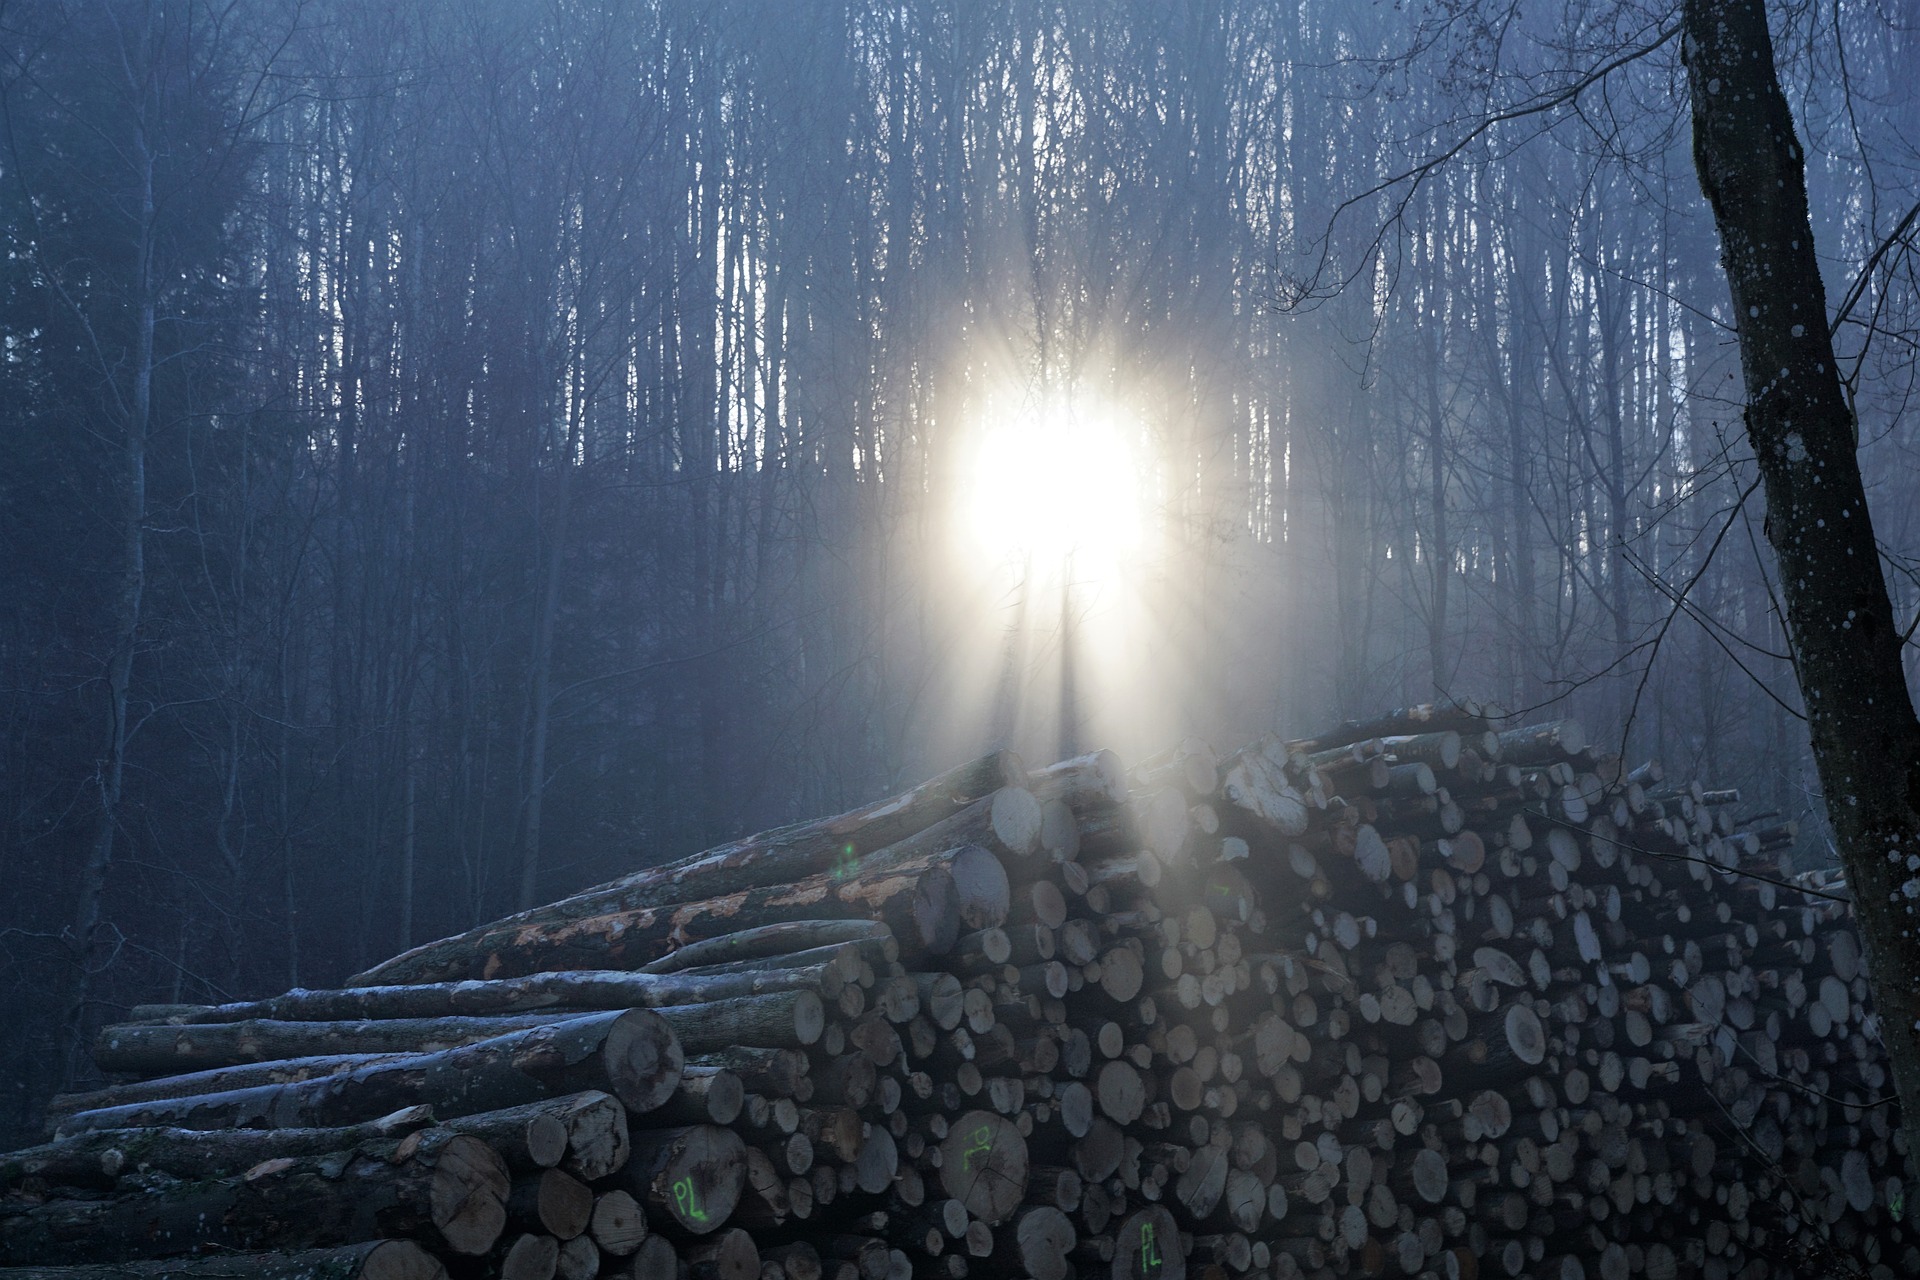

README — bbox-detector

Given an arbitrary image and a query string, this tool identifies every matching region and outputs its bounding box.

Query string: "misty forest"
[4,0,1920,1273]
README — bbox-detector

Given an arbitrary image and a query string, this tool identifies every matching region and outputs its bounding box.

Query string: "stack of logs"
[1,703,1909,1280]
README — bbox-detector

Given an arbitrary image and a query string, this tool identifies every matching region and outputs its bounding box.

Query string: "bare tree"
[1683,0,1920,1174]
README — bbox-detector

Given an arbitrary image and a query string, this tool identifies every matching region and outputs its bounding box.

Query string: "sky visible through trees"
[2,0,1918,1140]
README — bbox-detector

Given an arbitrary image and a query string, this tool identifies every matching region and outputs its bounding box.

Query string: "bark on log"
[1300,704,1495,754]
[347,849,986,986]
[1,1108,432,1192]
[655,992,826,1053]
[1028,751,1128,808]
[111,967,839,1034]
[0,1131,507,1264]
[637,922,895,975]
[51,1053,433,1117]
[648,1068,745,1127]
[1131,738,1220,799]
[57,1010,682,1134]
[348,755,1022,987]
[89,1014,578,1080]
[1218,742,1311,839]
[0,1241,446,1280]
[689,1047,808,1099]
[436,1092,629,1181]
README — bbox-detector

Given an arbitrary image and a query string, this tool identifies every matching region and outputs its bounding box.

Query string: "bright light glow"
[930,383,1187,771]
[963,396,1145,573]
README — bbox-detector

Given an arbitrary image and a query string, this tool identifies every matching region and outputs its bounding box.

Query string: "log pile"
[2,708,1910,1280]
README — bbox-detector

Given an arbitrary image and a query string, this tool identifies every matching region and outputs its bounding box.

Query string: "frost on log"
[0,709,1907,1277]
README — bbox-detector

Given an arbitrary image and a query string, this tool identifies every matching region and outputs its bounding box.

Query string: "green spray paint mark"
[674,1177,708,1222]
[1140,1221,1162,1274]
[831,843,860,881]
[1893,1184,1906,1221]
[962,1123,992,1172]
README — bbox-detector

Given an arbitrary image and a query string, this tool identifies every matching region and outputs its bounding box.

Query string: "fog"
[4,0,1918,1138]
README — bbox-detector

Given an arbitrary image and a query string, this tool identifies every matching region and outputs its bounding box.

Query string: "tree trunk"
[1682,0,1920,1177]
[516,404,580,913]
[58,34,157,1090]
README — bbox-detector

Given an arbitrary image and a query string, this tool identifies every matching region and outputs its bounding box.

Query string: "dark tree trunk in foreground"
[1683,0,1920,1174]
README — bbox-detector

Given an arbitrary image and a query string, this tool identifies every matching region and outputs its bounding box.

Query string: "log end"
[430,1134,512,1256]
[607,1009,686,1114]
[362,1240,452,1280]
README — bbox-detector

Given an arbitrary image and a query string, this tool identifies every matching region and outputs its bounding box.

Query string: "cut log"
[762,1242,823,1280]
[650,1068,746,1126]
[589,1189,648,1256]
[438,1092,629,1180]
[610,1126,746,1236]
[1174,1142,1228,1219]
[0,1130,508,1264]
[691,1047,808,1099]
[344,849,979,986]
[1095,1061,1146,1125]
[625,1235,680,1280]
[656,991,825,1053]
[994,1206,1076,1280]
[49,1053,436,1118]
[1299,703,1494,753]
[1379,731,1462,770]
[936,1110,1028,1225]
[912,973,965,1031]
[1218,742,1311,838]
[57,1009,682,1134]
[637,922,895,975]
[686,1227,760,1280]
[1110,1205,1185,1280]
[0,1241,447,1280]
[555,1235,598,1280]
[108,967,841,1035]
[1,1107,432,1191]
[4,723,1881,1280]
[499,1234,558,1280]
[1028,751,1128,808]
[1496,720,1586,765]
[508,1168,594,1240]
[89,1014,574,1079]
[348,754,1022,987]
[1132,738,1221,799]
